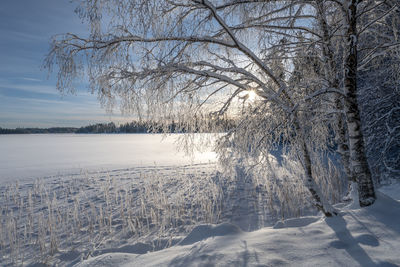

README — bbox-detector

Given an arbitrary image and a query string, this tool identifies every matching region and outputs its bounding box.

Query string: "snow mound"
[178,222,243,246]
[346,181,361,209]
[273,216,320,229]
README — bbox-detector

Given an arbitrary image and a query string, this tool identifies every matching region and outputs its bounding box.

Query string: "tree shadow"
[326,215,379,266]
[168,242,217,267]
[233,240,261,267]
[230,240,252,267]
[168,239,260,267]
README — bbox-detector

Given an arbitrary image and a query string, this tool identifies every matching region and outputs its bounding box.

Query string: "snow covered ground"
[0,134,220,266]
[76,186,400,267]
[0,163,224,266]
[1,134,399,266]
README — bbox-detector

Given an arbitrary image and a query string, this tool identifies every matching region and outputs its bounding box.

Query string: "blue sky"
[0,0,128,128]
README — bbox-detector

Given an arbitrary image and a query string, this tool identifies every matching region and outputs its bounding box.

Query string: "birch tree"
[277,0,388,206]
[299,0,398,205]
[338,0,375,206]
[310,0,399,205]
[46,0,399,214]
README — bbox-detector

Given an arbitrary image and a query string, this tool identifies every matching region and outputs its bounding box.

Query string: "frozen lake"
[0,133,217,183]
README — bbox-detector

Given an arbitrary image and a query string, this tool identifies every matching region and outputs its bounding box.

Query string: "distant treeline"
[0,122,147,134]
[0,119,236,134]
[76,122,148,134]
[0,127,77,134]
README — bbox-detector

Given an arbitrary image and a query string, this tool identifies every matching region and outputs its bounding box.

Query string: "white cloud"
[0,83,58,95]
[21,77,42,82]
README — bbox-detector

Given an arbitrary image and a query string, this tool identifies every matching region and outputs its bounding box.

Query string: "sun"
[237,90,259,103]
[247,90,258,102]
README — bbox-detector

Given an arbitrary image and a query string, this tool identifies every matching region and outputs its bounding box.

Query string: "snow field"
[3,155,304,267]
[0,150,343,266]
[0,134,218,183]
[1,154,313,267]
[1,134,396,266]
[0,164,225,266]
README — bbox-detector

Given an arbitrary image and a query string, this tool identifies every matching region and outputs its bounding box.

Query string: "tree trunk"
[301,140,337,216]
[316,1,354,183]
[337,100,354,182]
[342,0,376,207]
[294,119,336,217]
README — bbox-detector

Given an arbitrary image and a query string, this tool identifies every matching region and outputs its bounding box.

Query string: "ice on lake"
[0,133,217,183]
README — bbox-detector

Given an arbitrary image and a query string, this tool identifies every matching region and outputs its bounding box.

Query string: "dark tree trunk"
[342,0,376,207]
[337,100,354,182]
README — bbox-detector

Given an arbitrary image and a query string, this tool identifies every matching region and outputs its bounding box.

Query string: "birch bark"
[342,0,376,206]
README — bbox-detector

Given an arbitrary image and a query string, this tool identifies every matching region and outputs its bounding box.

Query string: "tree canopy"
[46,0,400,216]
